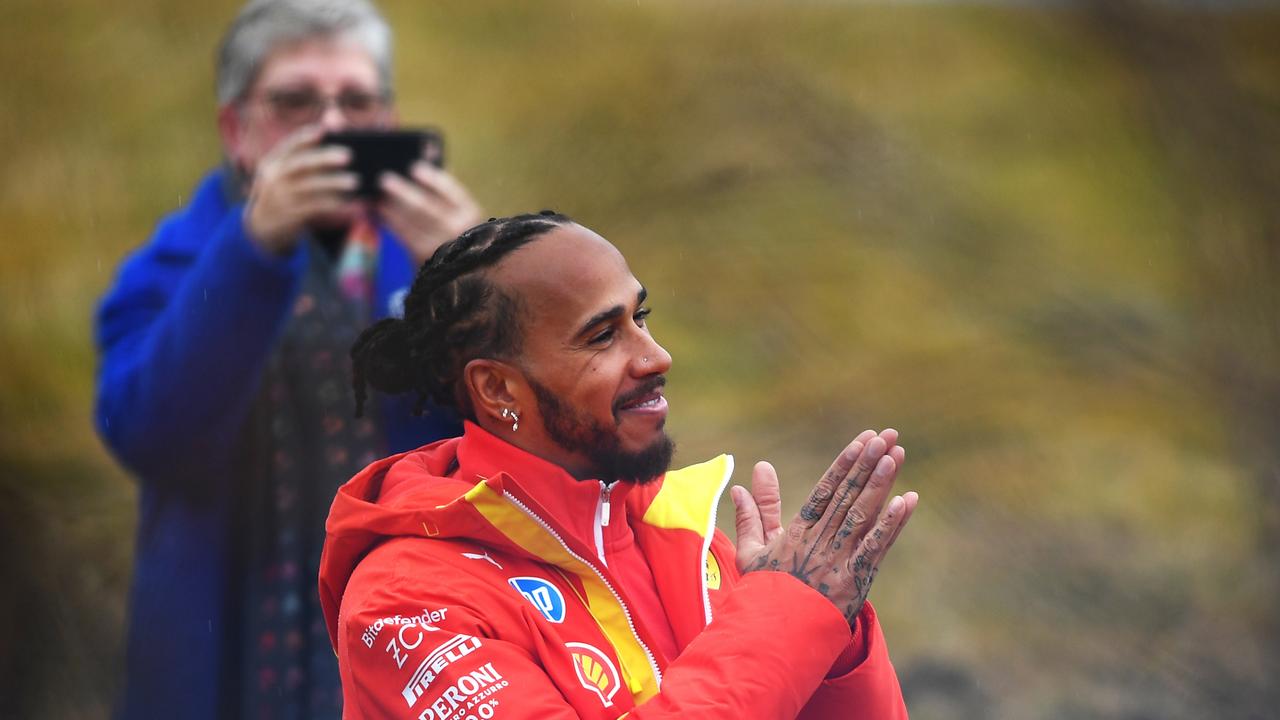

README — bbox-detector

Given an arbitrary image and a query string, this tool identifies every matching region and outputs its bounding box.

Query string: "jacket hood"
[319,434,481,641]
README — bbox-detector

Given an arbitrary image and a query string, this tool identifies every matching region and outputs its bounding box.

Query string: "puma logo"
[461,551,503,570]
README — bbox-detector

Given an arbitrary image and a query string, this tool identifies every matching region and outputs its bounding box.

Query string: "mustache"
[613,375,667,413]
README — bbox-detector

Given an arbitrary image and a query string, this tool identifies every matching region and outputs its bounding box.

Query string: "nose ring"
[642,356,650,364]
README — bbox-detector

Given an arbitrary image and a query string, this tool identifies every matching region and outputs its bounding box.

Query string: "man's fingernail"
[875,456,894,476]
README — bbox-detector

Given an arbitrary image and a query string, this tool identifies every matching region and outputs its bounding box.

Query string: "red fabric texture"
[319,423,908,719]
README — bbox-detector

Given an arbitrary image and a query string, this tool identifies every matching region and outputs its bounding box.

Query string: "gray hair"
[215,0,393,105]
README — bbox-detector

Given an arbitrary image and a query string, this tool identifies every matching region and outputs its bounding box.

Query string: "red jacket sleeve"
[798,603,908,719]
[632,572,853,718]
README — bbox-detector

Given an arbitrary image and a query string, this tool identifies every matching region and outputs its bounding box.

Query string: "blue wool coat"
[94,168,457,719]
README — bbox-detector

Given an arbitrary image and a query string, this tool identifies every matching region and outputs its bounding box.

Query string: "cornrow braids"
[351,211,572,419]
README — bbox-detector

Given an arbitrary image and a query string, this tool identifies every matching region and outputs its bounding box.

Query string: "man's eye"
[634,308,651,326]
[589,328,615,345]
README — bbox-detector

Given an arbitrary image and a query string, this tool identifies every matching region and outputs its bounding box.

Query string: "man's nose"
[635,337,673,376]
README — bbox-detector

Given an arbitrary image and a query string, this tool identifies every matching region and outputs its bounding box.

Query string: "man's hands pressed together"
[733,429,918,625]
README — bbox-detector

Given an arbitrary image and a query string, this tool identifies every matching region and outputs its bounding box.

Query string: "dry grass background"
[2,1,1279,718]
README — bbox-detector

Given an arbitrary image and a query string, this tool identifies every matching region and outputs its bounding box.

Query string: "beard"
[526,376,675,485]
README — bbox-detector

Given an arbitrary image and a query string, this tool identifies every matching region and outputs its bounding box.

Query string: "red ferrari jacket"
[320,423,907,719]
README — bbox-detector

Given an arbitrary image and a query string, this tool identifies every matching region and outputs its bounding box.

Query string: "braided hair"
[351,211,572,419]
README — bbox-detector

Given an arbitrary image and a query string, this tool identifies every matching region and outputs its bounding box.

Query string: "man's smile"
[614,376,668,418]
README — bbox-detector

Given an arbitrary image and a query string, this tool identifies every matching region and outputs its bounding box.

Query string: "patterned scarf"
[238,219,384,719]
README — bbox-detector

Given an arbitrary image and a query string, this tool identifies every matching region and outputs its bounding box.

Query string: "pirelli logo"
[402,635,483,707]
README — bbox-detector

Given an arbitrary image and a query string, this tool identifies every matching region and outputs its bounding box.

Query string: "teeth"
[626,396,660,409]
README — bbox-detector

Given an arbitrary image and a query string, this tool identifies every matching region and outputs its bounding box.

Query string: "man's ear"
[463,358,524,426]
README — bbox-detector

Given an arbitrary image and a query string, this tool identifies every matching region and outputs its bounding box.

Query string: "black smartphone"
[321,128,445,198]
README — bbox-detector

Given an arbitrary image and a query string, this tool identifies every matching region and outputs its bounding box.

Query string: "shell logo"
[566,641,622,708]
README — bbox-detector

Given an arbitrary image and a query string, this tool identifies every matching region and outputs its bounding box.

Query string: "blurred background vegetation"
[2,0,1278,718]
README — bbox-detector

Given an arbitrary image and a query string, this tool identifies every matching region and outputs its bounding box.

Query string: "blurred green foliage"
[2,1,1278,718]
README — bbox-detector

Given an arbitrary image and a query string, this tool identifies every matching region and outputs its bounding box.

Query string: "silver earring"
[501,407,519,432]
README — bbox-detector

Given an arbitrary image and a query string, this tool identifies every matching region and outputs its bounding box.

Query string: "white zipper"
[594,481,611,566]
[502,490,663,691]
[601,482,612,528]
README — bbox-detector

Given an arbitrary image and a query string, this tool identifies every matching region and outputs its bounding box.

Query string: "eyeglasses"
[252,86,392,126]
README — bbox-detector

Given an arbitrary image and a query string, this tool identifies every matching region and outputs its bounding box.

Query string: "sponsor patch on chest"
[507,576,566,623]
[567,641,623,708]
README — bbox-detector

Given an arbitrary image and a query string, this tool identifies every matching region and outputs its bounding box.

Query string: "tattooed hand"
[731,429,918,625]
